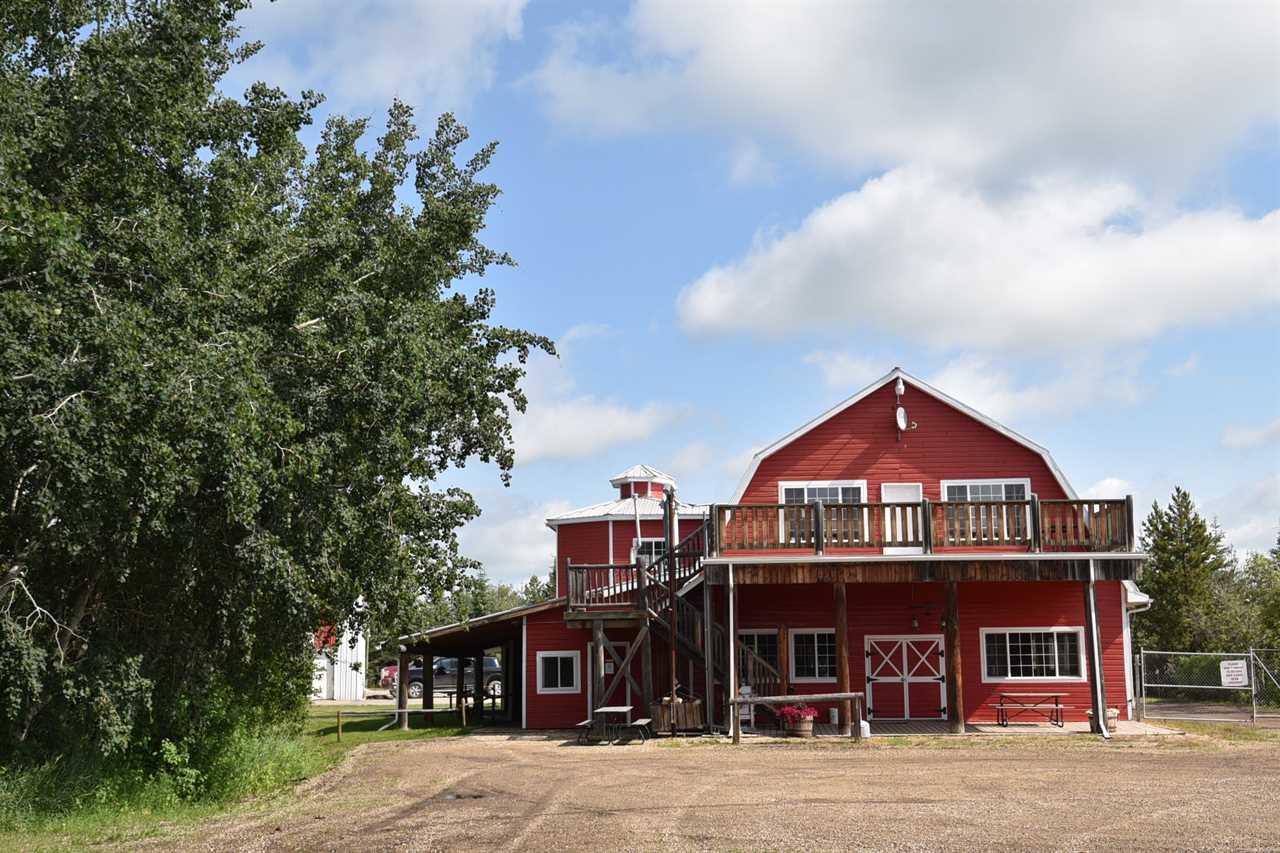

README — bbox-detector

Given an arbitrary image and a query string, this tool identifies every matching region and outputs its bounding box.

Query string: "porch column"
[778,625,790,695]
[728,564,739,744]
[397,649,410,731]
[456,654,467,727]
[422,651,434,712]
[638,555,654,716]
[944,581,964,734]
[1083,561,1110,738]
[473,649,485,722]
[834,582,852,736]
[593,620,606,718]
[703,573,715,730]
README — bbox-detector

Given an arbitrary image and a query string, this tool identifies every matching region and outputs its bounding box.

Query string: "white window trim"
[789,627,837,683]
[979,627,1087,684]
[535,650,581,695]
[939,478,1033,500]
[777,480,869,503]
[630,537,666,561]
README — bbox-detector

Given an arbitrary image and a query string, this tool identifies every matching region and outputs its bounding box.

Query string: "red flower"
[778,703,818,724]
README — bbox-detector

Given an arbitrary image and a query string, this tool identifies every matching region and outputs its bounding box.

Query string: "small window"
[941,479,1032,541]
[981,629,1084,681]
[536,651,580,694]
[739,630,780,670]
[632,538,666,567]
[781,483,864,504]
[790,630,837,681]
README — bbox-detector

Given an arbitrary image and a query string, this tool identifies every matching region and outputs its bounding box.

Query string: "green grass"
[0,704,465,852]
[1144,717,1280,743]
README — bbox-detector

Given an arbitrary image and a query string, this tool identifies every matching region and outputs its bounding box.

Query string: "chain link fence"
[1138,649,1279,725]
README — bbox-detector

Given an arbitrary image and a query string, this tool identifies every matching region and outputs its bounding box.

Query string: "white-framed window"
[778,480,868,505]
[940,478,1031,502]
[940,478,1032,542]
[536,650,581,694]
[738,629,780,671]
[789,628,837,682]
[979,628,1085,682]
[631,537,666,567]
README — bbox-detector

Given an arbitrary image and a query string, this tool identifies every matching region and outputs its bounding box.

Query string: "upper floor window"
[942,479,1029,502]
[779,480,867,504]
[632,538,666,567]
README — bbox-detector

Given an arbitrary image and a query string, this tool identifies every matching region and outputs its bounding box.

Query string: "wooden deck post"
[945,581,964,734]
[593,620,606,717]
[703,573,715,729]
[728,563,739,744]
[638,554,655,716]
[834,582,851,736]
[397,649,410,731]
[456,654,467,728]
[664,486,677,732]
[1083,561,1110,738]
[778,625,790,696]
[473,649,485,722]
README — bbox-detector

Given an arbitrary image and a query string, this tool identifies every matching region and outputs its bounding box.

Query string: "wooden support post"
[473,649,485,722]
[457,655,467,728]
[593,620,606,716]
[337,709,343,742]
[728,564,739,744]
[778,625,790,696]
[397,650,410,731]
[834,582,851,736]
[422,652,434,712]
[703,573,715,730]
[1083,561,1110,738]
[664,486,677,732]
[944,581,964,734]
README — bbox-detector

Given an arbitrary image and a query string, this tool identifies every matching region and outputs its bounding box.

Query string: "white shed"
[311,629,367,702]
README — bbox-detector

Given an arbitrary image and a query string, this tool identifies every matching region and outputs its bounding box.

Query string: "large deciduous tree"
[0,0,550,763]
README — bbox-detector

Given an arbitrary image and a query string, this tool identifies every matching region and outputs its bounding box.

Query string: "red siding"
[734,580,1128,723]
[555,517,704,595]
[741,380,1069,503]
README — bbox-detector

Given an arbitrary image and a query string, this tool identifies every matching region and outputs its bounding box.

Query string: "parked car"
[396,656,503,700]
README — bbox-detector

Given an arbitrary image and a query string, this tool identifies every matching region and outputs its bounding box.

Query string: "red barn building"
[400,368,1149,736]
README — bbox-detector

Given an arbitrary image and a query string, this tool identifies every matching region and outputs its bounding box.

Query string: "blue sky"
[225,1,1279,583]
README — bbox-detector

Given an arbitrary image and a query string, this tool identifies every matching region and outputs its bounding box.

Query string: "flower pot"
[1087,707,1120,733]
[786,718,814,738]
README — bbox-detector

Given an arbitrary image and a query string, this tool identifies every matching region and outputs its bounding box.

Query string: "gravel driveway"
[143,732,1280,852]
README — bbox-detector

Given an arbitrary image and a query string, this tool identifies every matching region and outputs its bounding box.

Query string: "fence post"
[1030,494,1042,553]
[337,710,343,742]
[1137,648,1145,722]
[814,500,825,555]
[1251,650,1258,725]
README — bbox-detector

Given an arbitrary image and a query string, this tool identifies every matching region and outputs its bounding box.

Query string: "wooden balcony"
[708,496,1136,556]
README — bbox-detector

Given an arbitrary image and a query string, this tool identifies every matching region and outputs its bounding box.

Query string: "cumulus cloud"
[664,441,716,478]
[532,1,1277,182]
[1207,474,1280,554]
[1085,478,1136,500]
[803,352,887,389]
[676,168,1278,351]
[1221,417,1280,450]
[511,325,674,465]
[229,0,526,111]
[926,354,1145,421]
[458,496,568,584]
[728,140,777,187]
[1165,353,1201,377]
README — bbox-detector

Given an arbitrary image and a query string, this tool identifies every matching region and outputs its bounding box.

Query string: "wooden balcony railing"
[709,496,1135,556]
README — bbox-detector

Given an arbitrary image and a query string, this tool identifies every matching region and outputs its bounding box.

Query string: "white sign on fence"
[1220,659,1249,688]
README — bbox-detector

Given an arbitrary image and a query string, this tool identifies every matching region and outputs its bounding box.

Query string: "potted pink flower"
[778,703,818,738]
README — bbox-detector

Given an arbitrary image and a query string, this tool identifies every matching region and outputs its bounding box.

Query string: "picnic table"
[995,692,1068,727]
[593,705,633,742]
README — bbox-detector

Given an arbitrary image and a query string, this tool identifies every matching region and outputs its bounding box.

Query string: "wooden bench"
[991,692,1070,727]
[627,717,653,742]
[575,719,595,744]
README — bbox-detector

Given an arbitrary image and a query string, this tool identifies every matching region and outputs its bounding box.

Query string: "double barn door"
[865,635,946,720]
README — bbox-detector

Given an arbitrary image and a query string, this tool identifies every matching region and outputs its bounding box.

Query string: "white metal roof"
[608,463,677,487]
[545,495,708,528]
[730,366,1078,502]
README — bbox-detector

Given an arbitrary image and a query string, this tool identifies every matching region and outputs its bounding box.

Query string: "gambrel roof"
[729,366,1078,502]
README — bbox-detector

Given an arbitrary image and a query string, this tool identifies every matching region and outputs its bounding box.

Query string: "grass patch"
[1145,718,1280,743]
[0,704,465,851]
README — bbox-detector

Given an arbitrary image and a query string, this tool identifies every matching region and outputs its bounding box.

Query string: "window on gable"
[537,651,580,694]
[982,629,1082,680]
[790,630,836,681]
[943,480,1031,542]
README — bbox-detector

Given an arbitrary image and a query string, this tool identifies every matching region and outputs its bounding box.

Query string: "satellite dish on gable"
[895,405,908,432]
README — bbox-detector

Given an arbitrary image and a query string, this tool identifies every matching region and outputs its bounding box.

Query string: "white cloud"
[803,352,887,389]
[1221,417,1280,450]
[728,141,777,187]
[1085,478,1135,500]
[1207,474,1280,554]
[533,1,1278,183]
[676,168,1278,351]
[1165,353,1200,377]
[229,0,527,112]
[458,497,567,584]
[511,326,672,465]
[927,354,1144,421]
[664,441,715,478]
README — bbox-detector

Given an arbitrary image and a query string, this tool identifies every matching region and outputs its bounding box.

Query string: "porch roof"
[703,551,1148,566]
[396,597,565,656]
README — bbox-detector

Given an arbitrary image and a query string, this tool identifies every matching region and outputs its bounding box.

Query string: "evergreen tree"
[1133,488,1236,651]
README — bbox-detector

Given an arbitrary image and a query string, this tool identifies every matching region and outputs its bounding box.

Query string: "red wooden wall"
[740,379,1070,503]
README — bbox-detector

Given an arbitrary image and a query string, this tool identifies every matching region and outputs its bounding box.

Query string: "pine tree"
[1134,487,1236,651]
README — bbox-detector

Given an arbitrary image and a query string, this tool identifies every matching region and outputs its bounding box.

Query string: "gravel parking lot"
[149,731,1280,852]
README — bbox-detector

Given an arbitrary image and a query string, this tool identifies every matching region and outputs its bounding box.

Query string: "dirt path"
[139,733,1280,852]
